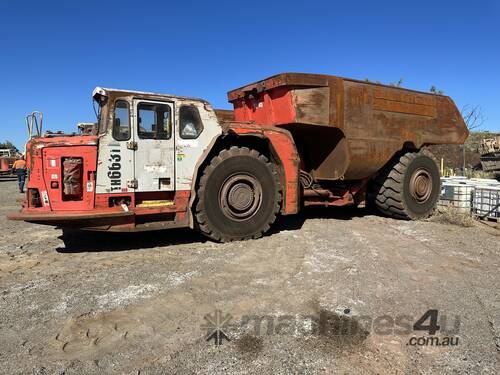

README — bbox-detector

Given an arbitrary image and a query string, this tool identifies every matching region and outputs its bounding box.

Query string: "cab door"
[132,99,175,192]
[95,99,136,195]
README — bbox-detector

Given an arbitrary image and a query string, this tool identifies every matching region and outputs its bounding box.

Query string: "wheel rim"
[219,173,263,221]
[409,167,433,203]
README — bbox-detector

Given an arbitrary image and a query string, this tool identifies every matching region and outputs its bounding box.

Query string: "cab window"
[112,100,130,141]
[179,105,203,139]
[138,102,171,140]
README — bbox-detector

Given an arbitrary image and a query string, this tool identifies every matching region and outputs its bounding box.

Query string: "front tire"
[369,149,441,220]
[195,146,281,242]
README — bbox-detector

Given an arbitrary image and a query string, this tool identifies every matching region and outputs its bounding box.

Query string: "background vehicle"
[479,136,500,172]
[8,73,468,241]
[0,149,19,178]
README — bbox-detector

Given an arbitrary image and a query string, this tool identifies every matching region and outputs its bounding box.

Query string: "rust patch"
[373,87,437,117]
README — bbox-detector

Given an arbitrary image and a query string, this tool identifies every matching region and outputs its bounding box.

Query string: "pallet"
[484,216,500,223]
[473,214,500,223]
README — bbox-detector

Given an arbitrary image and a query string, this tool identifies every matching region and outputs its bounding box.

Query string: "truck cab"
[12,88,223,230]
[92,87,222,204]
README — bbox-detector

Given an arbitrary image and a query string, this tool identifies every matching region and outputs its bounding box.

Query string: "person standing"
[12,156,27,193]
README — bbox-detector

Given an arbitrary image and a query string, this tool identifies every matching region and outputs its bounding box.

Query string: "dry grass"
[441,169,498,179]
[463,170,497,179]
[430,206,477,227]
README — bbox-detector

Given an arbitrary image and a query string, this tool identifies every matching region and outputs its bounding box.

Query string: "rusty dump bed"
[227,73,468,181]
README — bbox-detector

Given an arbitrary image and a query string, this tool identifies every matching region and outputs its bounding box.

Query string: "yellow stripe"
[136,200,175,208]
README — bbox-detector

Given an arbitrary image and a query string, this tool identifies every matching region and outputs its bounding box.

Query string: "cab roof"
[92,86,210,105]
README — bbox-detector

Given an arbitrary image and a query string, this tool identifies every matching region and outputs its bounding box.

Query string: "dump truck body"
[9,73,468,241]
[228,73,468,181]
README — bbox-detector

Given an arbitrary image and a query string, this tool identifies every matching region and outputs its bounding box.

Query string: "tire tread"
[195,147,281,242]
[368,149,440,220]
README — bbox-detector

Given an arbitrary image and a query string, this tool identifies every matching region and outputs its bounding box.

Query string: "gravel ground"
[1,179,499,374]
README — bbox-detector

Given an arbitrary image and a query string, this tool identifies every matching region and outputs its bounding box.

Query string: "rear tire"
[369,149,441,220]
[195,146,281,242]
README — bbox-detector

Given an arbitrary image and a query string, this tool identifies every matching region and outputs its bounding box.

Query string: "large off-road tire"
[368,149,441,220]
[195,146,281,242]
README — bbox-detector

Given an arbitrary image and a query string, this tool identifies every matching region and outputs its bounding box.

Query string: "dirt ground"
[1,179,499,374]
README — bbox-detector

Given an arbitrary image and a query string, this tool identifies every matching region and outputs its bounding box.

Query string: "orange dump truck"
[8,73,468,241]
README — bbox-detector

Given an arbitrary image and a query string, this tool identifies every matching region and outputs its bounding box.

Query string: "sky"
[0,0,499,149]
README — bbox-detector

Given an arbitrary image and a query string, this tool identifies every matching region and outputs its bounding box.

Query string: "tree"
[0,140,19,152]
[460,105,485,171]
[430,85,444,95]
[364,78,403,86]
[389,78,404,87]
[461,104,484,131]
[364,78,382,84]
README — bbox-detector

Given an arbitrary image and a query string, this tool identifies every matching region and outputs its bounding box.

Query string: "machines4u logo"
[200,308,461,348]
[201,310,233,346]
[408,309,460,347]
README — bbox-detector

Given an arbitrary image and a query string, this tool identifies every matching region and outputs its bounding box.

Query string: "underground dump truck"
[8,73,468,241]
